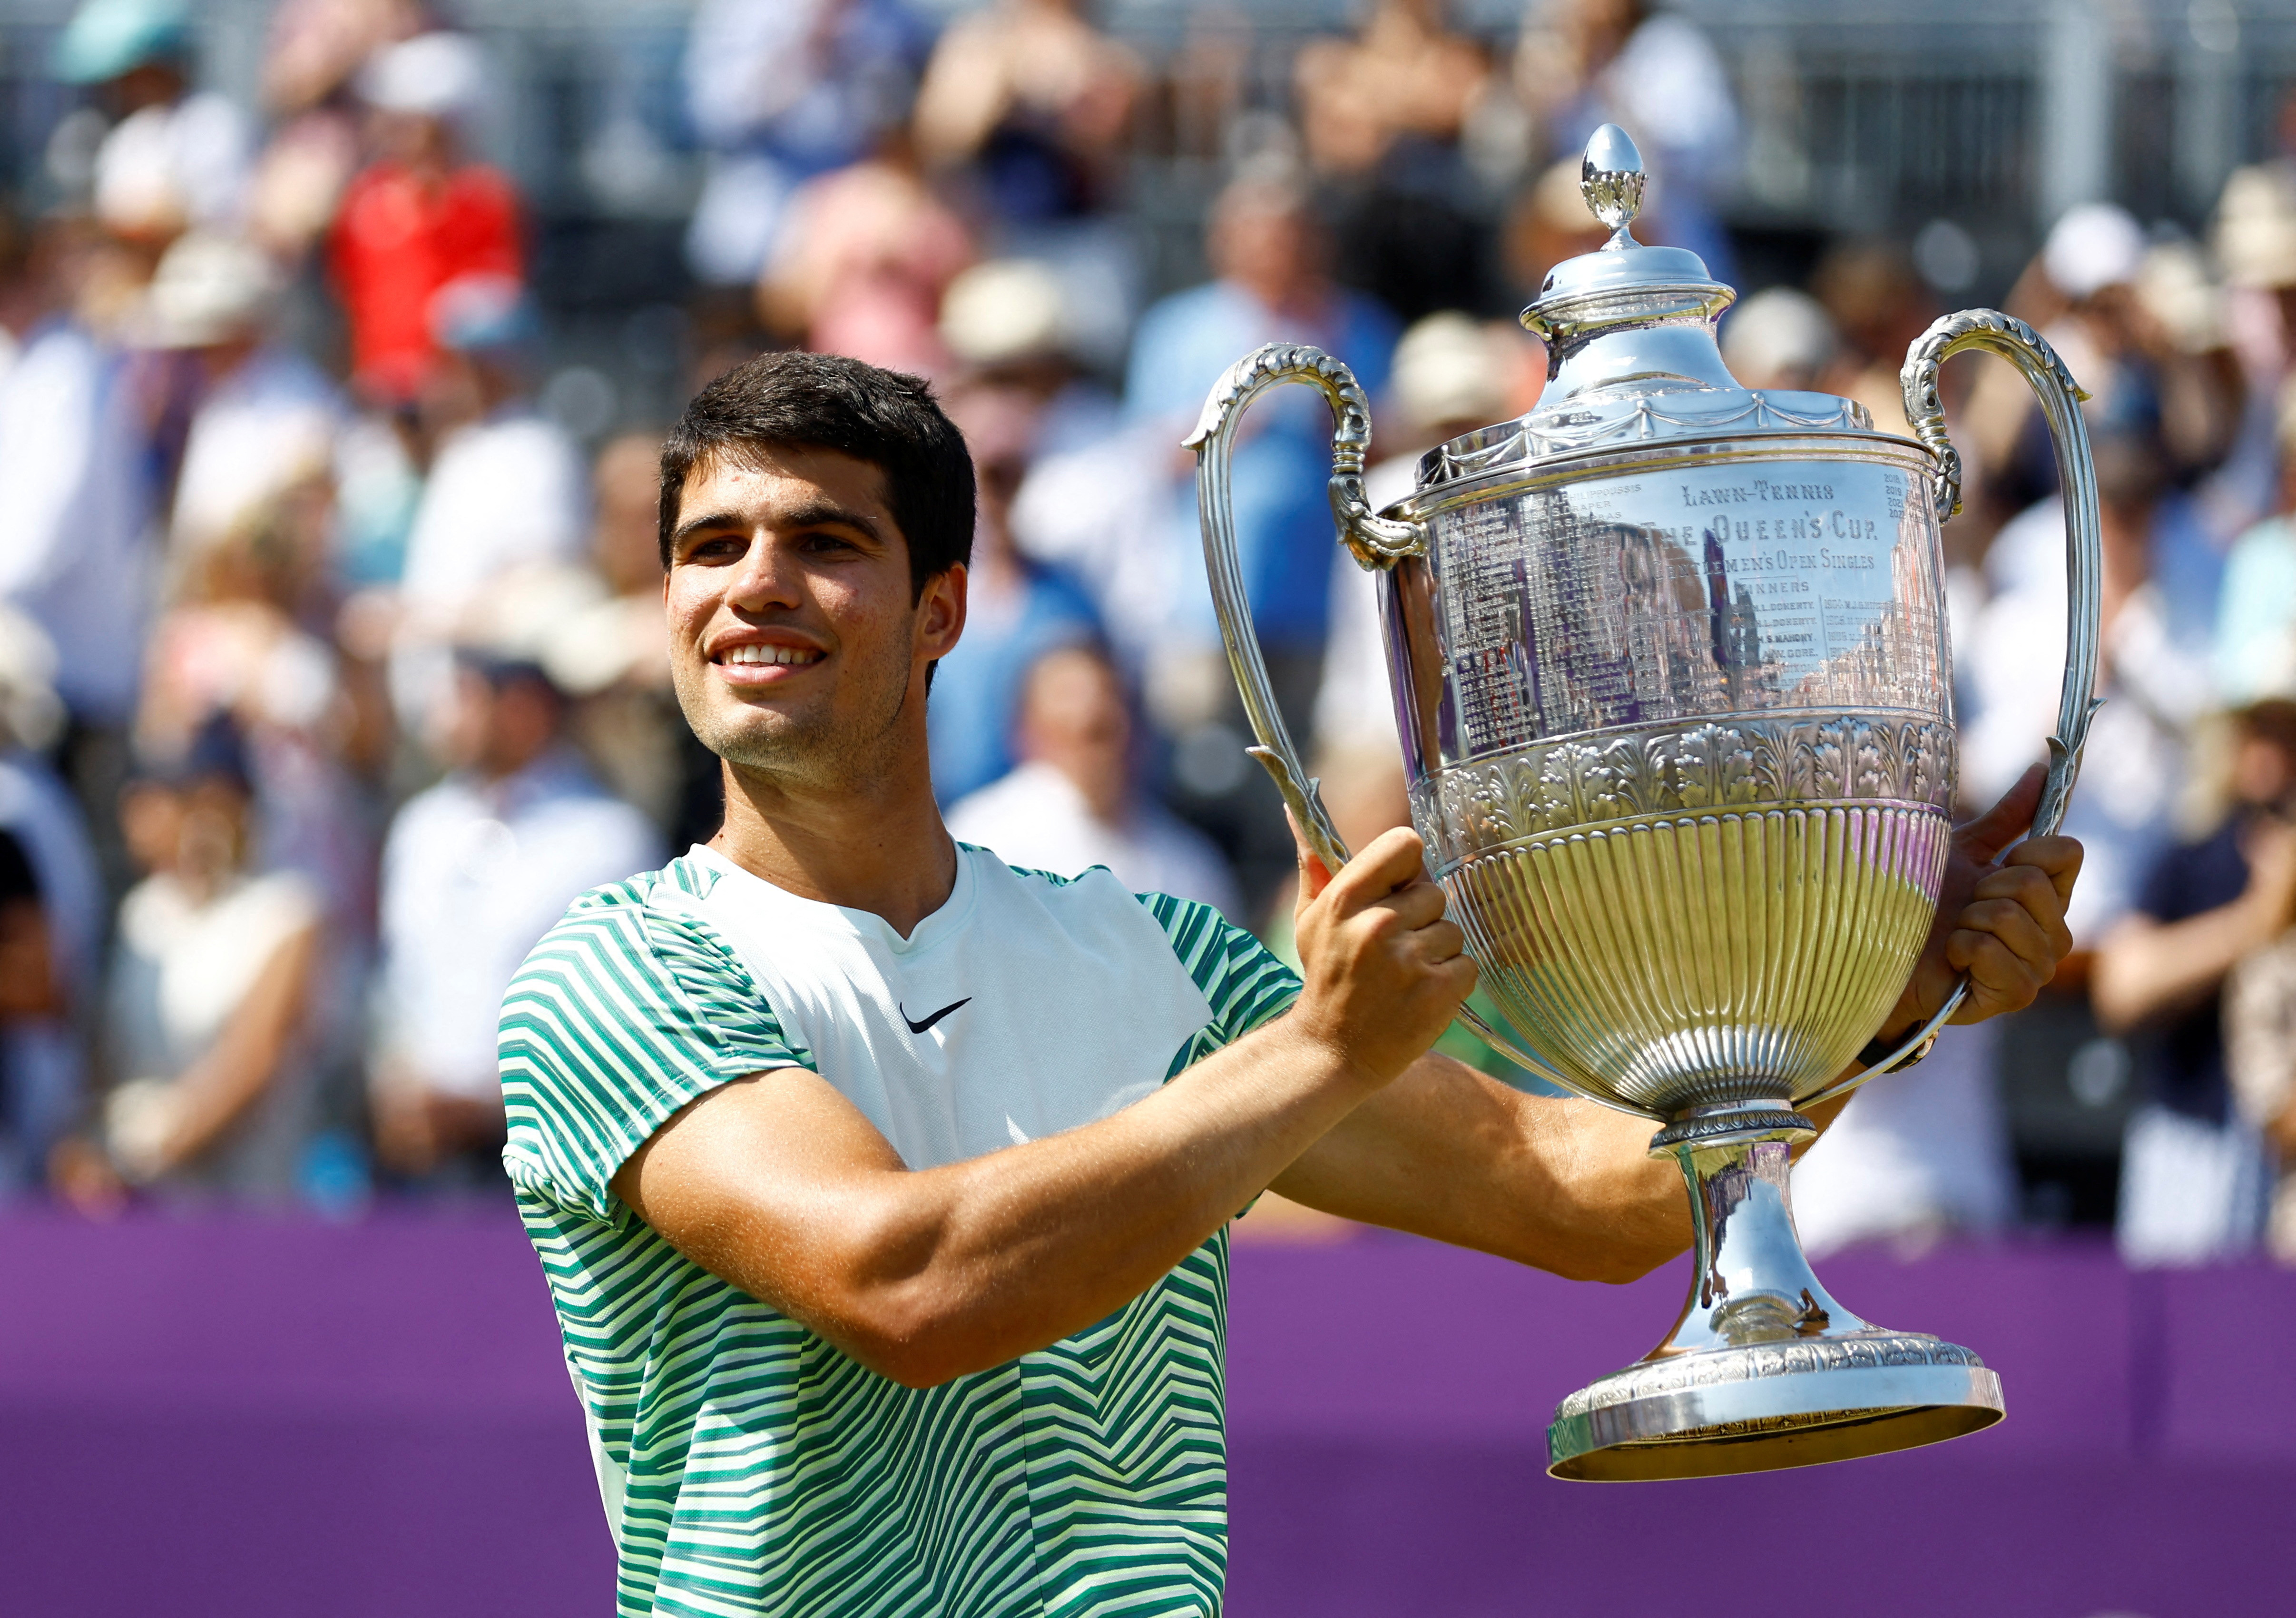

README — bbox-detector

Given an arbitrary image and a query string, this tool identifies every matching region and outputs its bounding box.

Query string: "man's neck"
[711,754,959,939]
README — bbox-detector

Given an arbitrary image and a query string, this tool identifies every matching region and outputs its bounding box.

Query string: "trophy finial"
[1580,124,1645,248]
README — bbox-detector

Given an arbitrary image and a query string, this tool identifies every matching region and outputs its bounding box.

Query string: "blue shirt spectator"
[1124,176,1398,653]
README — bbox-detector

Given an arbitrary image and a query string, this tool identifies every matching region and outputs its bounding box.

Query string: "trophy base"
[1546,1104,2005,1481]
[1546,1335,2003,1481]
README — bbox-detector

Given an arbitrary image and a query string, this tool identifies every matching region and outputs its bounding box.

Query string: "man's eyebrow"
[668,503,888,551]
[777,501,887,545]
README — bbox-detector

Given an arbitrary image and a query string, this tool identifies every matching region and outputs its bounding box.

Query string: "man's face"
[663,445,964,787]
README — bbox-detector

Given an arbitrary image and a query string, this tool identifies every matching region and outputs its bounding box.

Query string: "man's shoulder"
[516,857,726,973]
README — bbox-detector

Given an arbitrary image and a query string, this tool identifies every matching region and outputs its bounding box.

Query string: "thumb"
[1288,809,1336,905]
[1957,761,2046,867]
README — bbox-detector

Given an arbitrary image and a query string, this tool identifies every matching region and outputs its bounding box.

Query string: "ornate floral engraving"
[1412,713,1957,869]
[1552,1331,1986,1420]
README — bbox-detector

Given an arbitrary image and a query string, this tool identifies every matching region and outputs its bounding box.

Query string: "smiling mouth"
[715,643,824,670]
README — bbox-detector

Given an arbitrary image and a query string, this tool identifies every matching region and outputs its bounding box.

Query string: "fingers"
[1971,861,2076,960]
[1944,859,2077,1019]
[1322,825,1430,915]
[1954,761,2046,866]
[2001,833,2083,908]
[1288,809,1336,906]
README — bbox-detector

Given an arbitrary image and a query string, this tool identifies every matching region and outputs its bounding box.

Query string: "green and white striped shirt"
[501,847,1301,1617]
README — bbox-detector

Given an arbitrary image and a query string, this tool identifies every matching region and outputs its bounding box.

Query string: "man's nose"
[726,534,804,611]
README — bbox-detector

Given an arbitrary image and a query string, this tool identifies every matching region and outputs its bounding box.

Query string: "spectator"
[1962,434,2216,942]
[1810,238,1936,442]
[133,230,345,556]
[1124,171,1400,733]
[681,0,925,289]
[55,0,251,246]
[1512,0,1739,281]
[1315,312,1533,839]
[1720,286,1839,394]
[329,31,520,404]
[948,642,1238,918]
[0,231,157,735]
[545,430,724,849]
[939,257,1119,456]
[913,0,1141,223]
[913,0,1144,365]
[1500,155,1609,306]
[1789,1022,2018,1257]
[0,830,64,1174]
[99,716,325,1202]
[1294,0,1495,321]
[927,384,1098,804]
[2095,699,2296,1264]
[756,128,976,376]
[371,629,661,1186]
[248,0,424,262]
[0,610,102,1199]
[391,275,588,738]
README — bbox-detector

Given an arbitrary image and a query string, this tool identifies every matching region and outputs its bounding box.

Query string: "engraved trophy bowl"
[1186,125,2104,1481]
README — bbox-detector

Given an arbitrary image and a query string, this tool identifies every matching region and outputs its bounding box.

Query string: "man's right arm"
[610,829,1473,1390]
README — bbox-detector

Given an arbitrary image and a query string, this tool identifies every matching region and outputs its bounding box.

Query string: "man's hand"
[1882,762,2083,1040]
[1289,824,1479,1085]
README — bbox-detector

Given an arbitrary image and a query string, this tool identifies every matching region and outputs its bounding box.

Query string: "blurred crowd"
[0,0,2292,1267]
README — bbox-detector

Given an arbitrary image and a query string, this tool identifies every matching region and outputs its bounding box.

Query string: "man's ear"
[918,563,967,663]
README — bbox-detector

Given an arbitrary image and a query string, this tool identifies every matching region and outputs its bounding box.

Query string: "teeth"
[721,643,819,666]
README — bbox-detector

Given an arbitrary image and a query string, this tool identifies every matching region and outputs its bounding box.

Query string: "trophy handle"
[1184,345,1623,1108]
[1181,342,1424,874]
[1805,311,2107,1108]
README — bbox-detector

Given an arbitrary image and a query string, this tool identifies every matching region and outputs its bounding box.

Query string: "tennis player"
[500,353,2081,1617]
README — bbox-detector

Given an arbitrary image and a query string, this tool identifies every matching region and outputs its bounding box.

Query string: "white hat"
[2044,202,2147,301]
[357,32,485,120]
[2215,162,2296,290]
[1721,287,1838,385]
[941,260,1066,367]
[136,231,276,348]
[1391,313,1509,438]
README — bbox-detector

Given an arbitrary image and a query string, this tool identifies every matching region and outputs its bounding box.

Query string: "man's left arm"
[1270,765,2084,1282]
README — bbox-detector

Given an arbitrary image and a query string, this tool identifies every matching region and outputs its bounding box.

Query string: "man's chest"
[678,869,1215,1170]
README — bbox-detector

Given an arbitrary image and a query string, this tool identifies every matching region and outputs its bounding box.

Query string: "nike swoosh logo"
[902,997,971,1035]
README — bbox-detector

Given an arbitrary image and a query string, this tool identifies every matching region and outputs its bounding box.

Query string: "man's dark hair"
[657,352,975,598]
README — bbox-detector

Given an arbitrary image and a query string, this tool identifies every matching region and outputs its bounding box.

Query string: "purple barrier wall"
[0,1211,2284,1616]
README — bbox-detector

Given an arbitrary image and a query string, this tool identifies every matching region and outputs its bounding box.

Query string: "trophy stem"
[1545,1105,2004,1482]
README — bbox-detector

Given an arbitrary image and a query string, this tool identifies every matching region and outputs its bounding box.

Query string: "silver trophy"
[1187,125,2101,1480]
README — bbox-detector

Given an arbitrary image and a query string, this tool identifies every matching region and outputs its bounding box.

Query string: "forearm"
[1270,1054,1686,1281]
[2093,908,2273,1033]
[1273,1054,1859,1284]
[698,1016,1380,1385]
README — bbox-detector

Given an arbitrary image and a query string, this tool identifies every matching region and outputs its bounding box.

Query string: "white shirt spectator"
[0,325,155,724]
[93,91,250,236]
[950,760,1240,920]
[171,346,344,553]
[1790,1022,2017,1256]
[108,866,323,1198]
[399,410,589,611]
[1961,497,2216,940]
[378,748,662,1101]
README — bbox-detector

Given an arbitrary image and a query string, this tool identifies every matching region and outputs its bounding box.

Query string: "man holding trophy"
[501,129,2083,1615]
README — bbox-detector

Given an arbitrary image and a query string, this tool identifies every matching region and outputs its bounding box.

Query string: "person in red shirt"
[329,32,520,404]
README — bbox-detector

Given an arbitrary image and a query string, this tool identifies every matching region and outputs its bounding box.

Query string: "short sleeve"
[1138,891,1302,1053]
[499,880,813,1224]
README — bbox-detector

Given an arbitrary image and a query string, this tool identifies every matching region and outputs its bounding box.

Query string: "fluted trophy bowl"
[1187,127,2103,1480]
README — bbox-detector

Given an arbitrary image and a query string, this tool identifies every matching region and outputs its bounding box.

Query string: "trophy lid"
[1413,125,1875,495]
